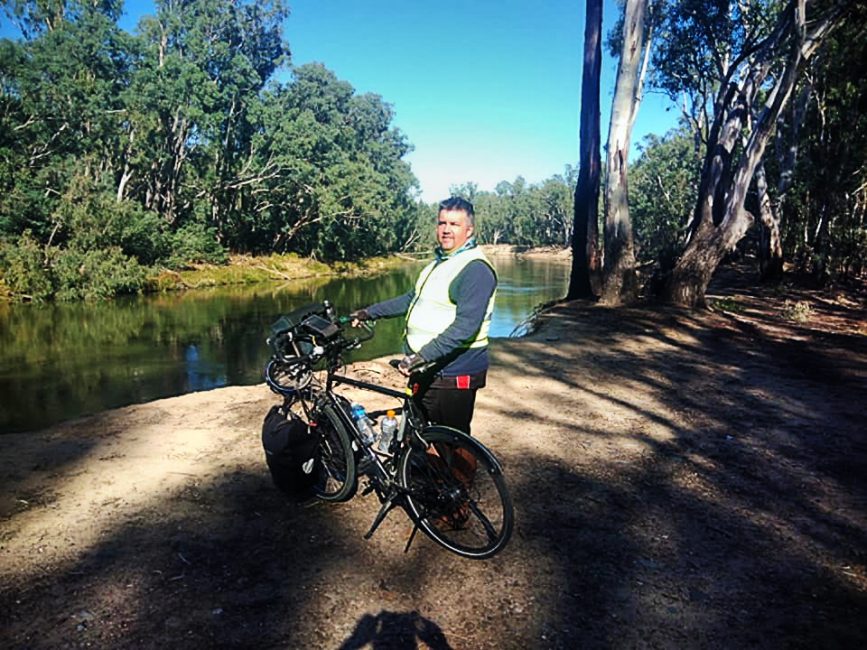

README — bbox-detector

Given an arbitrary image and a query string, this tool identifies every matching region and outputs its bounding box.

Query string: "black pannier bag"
[261,404,321,499]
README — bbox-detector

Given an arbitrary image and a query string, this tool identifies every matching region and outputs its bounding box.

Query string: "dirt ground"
[1,269,866,649]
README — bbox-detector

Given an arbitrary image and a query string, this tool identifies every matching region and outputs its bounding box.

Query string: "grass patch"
[781,299,813,323]
[709,296,746,313]
[146,253,415,292]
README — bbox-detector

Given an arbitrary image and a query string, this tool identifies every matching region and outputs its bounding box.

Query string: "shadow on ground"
[492,296,867,647]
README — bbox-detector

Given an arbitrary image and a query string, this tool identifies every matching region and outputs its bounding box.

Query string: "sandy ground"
[1,272,866,649]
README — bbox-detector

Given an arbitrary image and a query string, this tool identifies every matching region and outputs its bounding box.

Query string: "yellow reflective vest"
[405,246,496,354]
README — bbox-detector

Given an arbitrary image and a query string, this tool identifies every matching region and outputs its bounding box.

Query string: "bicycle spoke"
[467,498,498,543]
[399,426,513,559]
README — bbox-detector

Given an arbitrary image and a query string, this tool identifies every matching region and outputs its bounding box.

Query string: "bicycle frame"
[323,371,428,525]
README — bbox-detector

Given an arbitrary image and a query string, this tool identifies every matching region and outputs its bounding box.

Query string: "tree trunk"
[813,203,831,285]
[567,0,603,300]
[756,161,784,281]
[116,127,135,202]
[599,0,650,306]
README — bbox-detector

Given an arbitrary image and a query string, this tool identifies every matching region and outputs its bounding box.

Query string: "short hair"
[437,196,475,226]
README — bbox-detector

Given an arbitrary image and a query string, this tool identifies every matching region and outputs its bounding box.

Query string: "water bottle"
[378,410,399,452]
[351,402,376,447]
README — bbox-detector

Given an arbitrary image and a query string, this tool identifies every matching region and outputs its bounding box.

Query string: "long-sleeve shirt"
[367,259,496,378]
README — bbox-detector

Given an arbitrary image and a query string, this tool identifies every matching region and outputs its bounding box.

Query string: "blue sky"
[2,0,679,202]
[285,0,678,201]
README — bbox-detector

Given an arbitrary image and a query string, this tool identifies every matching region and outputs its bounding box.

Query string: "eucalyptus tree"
[0,0,132,240]
[784,14,867,282]
[567,0,603,300]
[599,0,653,305]
[126,0,289,229]
[539,168,577,247]
[235,63,415,260]
[447,172,575,248]
[629,128,700,269]
[652,0,851,307]
[472,182,513,245]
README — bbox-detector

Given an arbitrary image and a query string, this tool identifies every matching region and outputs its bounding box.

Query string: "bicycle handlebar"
[388,357,438,376]
[268,301,377,368]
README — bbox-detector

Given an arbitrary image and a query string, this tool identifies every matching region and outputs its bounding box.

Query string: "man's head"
[436,196,475,253]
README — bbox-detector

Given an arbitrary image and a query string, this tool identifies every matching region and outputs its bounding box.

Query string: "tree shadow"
[487,299,867,647]
[0,468,351,647]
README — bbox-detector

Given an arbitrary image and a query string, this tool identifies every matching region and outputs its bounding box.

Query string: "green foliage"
[456,169,576,249]
[165,222,228,268]
[55,184,168,265]
[780,11,867,282]
[52,246,147,301]
[709,296,745,313]
[0,230,147,301]
[0,230,54,300]
[630,128,700,267]
[781,299,812,323]
[237,63,417,261]
[0,0,425,296]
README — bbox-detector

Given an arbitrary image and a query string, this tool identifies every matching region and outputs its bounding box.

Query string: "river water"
[0,256,569,433]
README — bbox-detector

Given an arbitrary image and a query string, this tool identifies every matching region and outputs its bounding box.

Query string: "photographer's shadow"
[339,610,453,650]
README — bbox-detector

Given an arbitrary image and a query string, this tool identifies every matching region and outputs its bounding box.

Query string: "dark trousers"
[415,386,478,436]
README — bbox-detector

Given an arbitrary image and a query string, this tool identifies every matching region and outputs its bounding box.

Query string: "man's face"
[436,209,474,252]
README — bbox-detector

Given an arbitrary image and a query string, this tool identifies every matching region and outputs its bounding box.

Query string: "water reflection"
[185,345,226,392]
[0,256,569,433]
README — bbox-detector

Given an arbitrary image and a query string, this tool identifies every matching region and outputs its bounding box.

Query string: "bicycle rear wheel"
[398,426,513,559]
[314,401,357,502]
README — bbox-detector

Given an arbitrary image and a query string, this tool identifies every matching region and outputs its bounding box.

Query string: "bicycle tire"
[313,401,358,502]
[264,358,312,396]
[398,426,513,559]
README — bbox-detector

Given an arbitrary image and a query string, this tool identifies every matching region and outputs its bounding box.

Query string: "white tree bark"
[599,0,651,305]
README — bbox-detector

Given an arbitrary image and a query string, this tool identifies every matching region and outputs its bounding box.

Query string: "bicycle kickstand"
[403,524,420,553]
[363,494,398,540]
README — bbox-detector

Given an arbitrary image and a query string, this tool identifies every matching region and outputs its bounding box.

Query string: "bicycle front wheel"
[398,426,513,559]
[314,401,357,502]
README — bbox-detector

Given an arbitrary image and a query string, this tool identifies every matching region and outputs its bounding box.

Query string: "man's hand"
[397,353,425,376]
[349,308,372,328]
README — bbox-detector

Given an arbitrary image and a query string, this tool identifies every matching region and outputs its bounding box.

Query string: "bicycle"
[263,300,513,560]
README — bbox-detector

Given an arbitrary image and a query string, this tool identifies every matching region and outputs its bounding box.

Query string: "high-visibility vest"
[405,247,497,354]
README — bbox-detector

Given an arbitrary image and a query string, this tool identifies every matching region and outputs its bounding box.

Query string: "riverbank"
[1,273,865,648]
[150,245,571,292]
[0,245,568,301]
[146,252,417,292]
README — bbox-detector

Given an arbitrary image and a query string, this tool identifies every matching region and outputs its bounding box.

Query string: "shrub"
[164,222,228,268]
[65,195,170,265]
[52,246,147,301]
[782,299,813,323]
[0,231,55,301]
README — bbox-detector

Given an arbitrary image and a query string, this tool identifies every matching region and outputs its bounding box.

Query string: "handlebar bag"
[261,404,321,500]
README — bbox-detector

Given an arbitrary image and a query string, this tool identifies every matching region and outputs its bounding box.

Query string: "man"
[351,196,496,436]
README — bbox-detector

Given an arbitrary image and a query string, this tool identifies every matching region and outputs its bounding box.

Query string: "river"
[0,255,569,433]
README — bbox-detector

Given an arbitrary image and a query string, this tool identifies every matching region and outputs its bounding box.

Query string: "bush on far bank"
[0,229,415,302]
